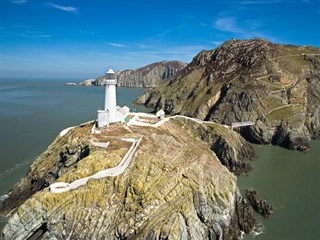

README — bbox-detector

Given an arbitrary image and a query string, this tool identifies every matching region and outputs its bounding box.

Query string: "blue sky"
[1,0,319,78]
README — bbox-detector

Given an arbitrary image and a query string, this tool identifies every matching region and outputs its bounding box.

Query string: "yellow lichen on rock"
[1,119,250,240]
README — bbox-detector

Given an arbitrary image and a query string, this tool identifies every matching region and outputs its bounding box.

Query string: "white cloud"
[5,32,52,38]
[136,43,149,48]
[122,44,208,64]
[213,17,278,42]
[38,34,52,38]
[107,42,127,48]
[10,0,27,4]
[11,24,30,29]
[77,29,94,35]
[48,3,78,13]
[211,41,223,46]
[21,33,52,38]
[214,17,241,33]
[153,24,186,39]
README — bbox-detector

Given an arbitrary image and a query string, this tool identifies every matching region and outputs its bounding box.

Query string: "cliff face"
[80,61,186,88]
[136,39,320,150]
[1,119,256,240]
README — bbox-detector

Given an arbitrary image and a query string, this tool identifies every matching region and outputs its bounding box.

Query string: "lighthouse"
[96,68,130,129]
[104,69,117,123]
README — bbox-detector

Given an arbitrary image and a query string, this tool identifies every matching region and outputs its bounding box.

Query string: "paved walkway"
[50,137,142,193]
[270,53,320,61]
[264,104,300,116]
[128,113,232,129]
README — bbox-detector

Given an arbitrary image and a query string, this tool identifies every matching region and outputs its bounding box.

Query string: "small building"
[97,109,109,128]
[117,106,130,122]
[156,109,165,119]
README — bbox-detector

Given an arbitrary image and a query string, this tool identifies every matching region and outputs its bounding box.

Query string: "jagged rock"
[64,82,77,86]
[1,119,256,240]
[136,39,320,150]
[80,61,186,88]
[79,79,95,86]
[245,190,273,219]
[173,118,256,175]
[0,125,91,215]
[234,190,256,234]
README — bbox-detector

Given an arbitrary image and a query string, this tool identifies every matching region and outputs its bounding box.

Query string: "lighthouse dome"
[106,68,116,82]
[107,68,115,74]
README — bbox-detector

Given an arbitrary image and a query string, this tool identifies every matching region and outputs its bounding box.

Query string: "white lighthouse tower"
[104,69,117,123]
[96,68,130,129]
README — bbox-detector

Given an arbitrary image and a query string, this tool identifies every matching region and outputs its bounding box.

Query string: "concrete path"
[129,113,233,129]
[50,137,142,193]
[59,126,75,137]
[92,142,110,148]
[264,104,300,116]
[128,114,206,128]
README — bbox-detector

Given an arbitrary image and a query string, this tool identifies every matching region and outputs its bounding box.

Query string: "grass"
[261,97,284,112]
[266,105,303,127]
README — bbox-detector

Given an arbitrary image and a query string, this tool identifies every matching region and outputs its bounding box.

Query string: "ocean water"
[0,78,319,239]
[0,78,149,195]
[239,141,320,240]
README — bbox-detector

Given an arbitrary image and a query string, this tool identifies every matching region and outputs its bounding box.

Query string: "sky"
[1,0,320,78]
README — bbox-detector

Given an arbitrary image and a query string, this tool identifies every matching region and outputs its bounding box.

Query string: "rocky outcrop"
[79,79,95,86]
[80,61,186,87]
[173,118,256,175]
[136,39,320,150]
[1,119,256,239]
[245,190,273,219]
[64,82,77,86]
[0,124,91,214]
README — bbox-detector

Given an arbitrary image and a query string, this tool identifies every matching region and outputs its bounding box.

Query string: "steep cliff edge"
[1,119,256,239]
[80,61,186,87]
[136,39,320,150]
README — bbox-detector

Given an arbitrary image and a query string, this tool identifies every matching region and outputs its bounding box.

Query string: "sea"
[0,78,319,239]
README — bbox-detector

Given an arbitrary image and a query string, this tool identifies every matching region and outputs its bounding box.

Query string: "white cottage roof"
[118,106,130,115]
[156,109,165,116]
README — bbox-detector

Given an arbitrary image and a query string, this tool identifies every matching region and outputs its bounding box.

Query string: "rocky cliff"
[136,39,320,150]
[0,119,256,239]
[80,61,186,87]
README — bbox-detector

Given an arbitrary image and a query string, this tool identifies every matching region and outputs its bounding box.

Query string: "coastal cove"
[0,78,319,239]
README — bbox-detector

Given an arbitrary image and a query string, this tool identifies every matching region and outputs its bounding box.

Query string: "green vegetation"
[261,97,285,112]
[266,105,303,127]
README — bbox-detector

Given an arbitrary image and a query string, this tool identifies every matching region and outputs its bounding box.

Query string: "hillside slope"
[136,39,320,150]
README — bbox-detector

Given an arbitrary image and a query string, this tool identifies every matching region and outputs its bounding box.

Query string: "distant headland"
[65,60,186,88]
